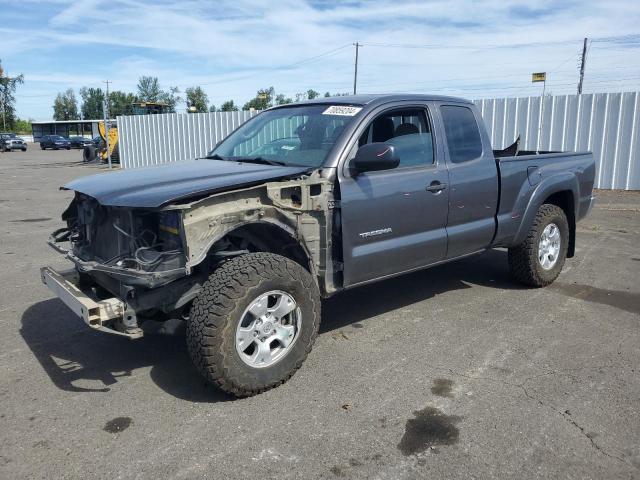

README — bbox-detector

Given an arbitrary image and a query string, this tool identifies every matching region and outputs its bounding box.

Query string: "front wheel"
[187,253,321,397]
[508,204,569,287]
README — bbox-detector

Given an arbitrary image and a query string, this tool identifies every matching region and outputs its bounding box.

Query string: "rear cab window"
[440,105,483,163]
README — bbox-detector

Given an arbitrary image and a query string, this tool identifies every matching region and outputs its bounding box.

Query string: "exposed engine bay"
[60,193,186,280]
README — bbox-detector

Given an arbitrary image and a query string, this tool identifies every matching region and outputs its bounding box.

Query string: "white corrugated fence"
[475,92,639,190]
[118,92,639,190]
[118,110,258,169]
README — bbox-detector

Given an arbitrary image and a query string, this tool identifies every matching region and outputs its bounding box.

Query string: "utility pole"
[537,77,546,154]
[577,37,588,95]
[531,72,547,153]
[353,42,360,95]
[103,80,112,169]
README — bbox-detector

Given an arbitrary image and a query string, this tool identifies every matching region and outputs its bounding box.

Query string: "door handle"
[426,181,447,193]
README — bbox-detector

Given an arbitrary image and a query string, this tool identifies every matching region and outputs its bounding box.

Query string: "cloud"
[2,0,639,119]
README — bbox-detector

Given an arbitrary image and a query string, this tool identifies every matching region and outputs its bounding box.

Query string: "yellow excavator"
[83,102,171,164]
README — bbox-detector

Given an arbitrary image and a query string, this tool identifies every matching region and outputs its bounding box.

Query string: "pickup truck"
[41,94,595,397]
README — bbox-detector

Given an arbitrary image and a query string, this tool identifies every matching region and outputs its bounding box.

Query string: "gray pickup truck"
[42,94,595,397]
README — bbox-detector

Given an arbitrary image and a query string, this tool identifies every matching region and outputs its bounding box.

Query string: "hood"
[64,159,310,208]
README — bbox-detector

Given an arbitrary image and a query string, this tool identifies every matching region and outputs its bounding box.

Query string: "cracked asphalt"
[1,148,639,479]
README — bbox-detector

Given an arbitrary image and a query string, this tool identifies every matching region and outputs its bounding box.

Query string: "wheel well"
[207,223,313,273]
[544,190,576,257]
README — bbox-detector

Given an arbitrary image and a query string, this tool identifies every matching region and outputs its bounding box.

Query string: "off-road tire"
[83,145,96,162]
[187,253,321,397]
[508,204,569,287]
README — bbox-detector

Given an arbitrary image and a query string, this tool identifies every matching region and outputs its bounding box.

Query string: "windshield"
[208,104,362,168]
[52,136,66,140]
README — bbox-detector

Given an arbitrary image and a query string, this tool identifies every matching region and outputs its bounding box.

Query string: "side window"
[440,105,483,163]
[356,108,434,168]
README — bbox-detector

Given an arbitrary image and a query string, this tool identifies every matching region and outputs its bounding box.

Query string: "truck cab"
[334,98,499,286]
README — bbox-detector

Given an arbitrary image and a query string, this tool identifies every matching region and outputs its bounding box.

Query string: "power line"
[361,33,640,51]
[188,44,352,88]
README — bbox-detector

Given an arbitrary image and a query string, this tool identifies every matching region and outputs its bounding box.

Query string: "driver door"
[339,106,450,287]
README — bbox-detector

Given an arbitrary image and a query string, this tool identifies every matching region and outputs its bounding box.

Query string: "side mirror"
[351,143,399,176]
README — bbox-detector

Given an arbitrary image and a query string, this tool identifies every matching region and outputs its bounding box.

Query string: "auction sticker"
[322,105,363,116]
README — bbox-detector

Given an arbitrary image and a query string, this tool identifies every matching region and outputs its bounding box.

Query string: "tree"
[243,87,274,110]
[323,91,350,98]
[0,59,24,130]
[136,76,161,102]
[220,100,238,111]
[109,91,137,117]
[209,105,217,112]
[53,88,79,120]
[159,86,181,113]
[185,86,209,113]
[13,118,32,134]
[294,89,320,102]
[79,87,105,119]
[137,76,181,113]
[275,93,293,105]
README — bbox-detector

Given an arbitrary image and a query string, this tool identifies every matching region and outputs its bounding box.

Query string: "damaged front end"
[42,170,338,340]
[43,192,195,338]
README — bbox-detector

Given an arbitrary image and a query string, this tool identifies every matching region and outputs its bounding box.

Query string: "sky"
[1,0,639,120]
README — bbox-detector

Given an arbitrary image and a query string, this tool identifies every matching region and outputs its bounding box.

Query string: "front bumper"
[40,266,143,339]
[4,143,26,149]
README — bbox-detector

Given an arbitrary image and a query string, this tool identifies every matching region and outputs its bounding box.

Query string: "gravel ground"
[1,148,639,479]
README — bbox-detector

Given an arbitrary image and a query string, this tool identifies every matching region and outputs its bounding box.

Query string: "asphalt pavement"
[1,147,639,479]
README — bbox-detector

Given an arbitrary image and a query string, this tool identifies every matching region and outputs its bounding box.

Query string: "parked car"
[68,136,95,149]
[42,94,595,397]
[0,132,27,152]
[40,135,71,150]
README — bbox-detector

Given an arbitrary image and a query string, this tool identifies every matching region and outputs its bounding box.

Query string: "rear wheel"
[508,204,569,287]
[187,253,320,397]
[40,144,45,150]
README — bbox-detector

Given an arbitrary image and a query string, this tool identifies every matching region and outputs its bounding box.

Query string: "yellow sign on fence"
[532,72,546,83]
